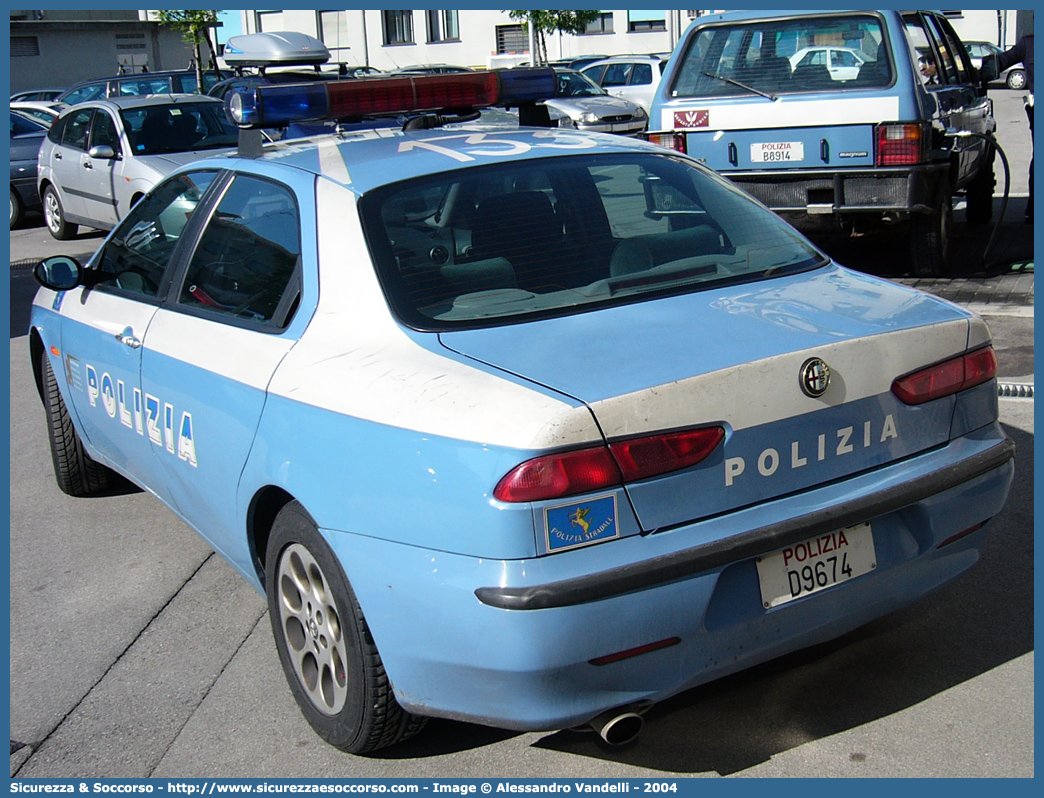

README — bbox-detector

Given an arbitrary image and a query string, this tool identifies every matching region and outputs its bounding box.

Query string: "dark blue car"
[10,110,48,228]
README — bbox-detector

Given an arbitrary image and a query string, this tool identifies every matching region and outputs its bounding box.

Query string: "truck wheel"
[41,351,114,496]
[965,146,996,225]
[266,501,427,754]
[910,180,953,278]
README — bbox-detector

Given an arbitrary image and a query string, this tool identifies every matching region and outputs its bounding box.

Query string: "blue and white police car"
[29,69,1014,753]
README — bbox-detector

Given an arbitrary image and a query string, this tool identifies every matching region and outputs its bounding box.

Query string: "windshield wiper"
[701,71,778,101]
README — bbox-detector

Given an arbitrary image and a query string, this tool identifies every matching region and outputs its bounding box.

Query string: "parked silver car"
[580,55,669,115]
[545,68,647,136]
[37,94,238,239]
[964,40,1028,90]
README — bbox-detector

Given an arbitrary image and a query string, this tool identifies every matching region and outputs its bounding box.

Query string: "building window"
[382,10,414,45]
[317,10,350,50]
[627,11,666,32]
[584,12,614,34]
[496,24,527,55]
[11,36,40,57]
[255,11,282,33]
[426,10,459,43]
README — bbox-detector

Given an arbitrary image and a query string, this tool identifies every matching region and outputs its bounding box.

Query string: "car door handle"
[116,327,141,349]
[54,152,62,160]
[83,161,93,170]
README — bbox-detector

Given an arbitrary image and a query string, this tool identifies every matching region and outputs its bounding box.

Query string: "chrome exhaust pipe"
[588,708,644,746]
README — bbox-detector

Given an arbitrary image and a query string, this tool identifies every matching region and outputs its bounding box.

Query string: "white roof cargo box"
[223,32,330,67]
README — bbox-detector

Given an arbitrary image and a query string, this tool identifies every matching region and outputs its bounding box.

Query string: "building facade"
[9,10,199,94]
[233,9,1031,72]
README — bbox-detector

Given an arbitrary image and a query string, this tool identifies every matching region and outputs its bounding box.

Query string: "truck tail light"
[494,426,725,503]
[891,346,998,405]
[875,123,928,166]
[646,131,687,154]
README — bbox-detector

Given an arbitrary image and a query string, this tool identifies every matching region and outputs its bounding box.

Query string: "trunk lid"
[439,265,976,530]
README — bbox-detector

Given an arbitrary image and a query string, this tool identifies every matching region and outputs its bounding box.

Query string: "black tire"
[41,351,114,496]
[266,502,427,754]
[43,185,77,240]
[965,145,996,225]
[10,187,23,229]
[910,179,953,277]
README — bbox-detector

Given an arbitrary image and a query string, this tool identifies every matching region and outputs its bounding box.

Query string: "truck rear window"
[669,14,892,99]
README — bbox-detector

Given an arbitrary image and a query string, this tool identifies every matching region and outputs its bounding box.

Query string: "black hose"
[958,130,1013,269]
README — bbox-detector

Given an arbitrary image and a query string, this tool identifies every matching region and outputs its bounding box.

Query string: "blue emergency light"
[227,68,556,129]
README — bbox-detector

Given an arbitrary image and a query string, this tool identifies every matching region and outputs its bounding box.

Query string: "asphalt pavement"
[7,88,1034,779]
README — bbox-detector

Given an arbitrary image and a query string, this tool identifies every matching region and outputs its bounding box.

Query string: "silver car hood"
[543,95,641,119]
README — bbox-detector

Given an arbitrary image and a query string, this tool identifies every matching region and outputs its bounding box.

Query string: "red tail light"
[494,426,725,503]
[875,123,927,166]
[610,427,725,482]
[646,131,687,153]
[493,446,621,503]
[891,346,998,405]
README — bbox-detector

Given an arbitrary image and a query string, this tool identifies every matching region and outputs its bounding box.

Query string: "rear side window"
[670,14,892,98]
[177,175,301,328]
[361,152,825,329]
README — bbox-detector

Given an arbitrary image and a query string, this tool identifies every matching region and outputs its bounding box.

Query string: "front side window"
[61,108,94,152]
[177,175,301,328]
[93,171,219,299]
[361,152,825,329]
[670,14,892,98]
[89,111,121,154]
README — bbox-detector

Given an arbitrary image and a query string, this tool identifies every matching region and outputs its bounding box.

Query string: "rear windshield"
[669,13,892,99]
[119,103,239,155]
[361,152,826,329]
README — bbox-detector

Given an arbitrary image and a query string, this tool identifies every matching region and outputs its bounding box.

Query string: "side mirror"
[34,256,83,291]
[87,144,117,160]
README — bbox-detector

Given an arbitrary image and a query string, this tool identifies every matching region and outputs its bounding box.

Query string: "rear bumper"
[477,436,1014,610]
[324,427,1014,731]
[727,163,949,215]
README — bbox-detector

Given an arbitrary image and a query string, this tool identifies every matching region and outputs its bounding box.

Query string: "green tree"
[156,10,221,91]
[507,11,601,65]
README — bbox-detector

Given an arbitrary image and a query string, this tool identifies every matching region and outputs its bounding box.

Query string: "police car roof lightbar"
[226,68,556,129]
